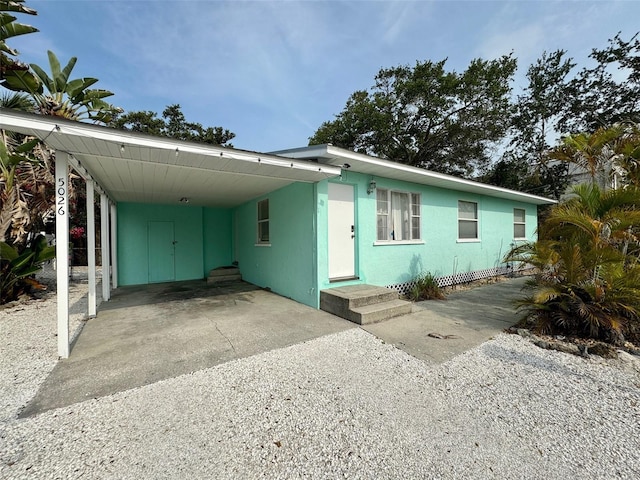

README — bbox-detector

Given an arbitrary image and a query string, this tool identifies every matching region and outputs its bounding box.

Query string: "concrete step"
[320,284,398,313]
[209,266,240,277]
[349,299,413,325]
[207,274,242,284]
[320,284,411,324]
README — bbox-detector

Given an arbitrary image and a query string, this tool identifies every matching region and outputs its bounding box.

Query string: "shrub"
[0,233,55,304]
[407,272,445,301]
[506,183,640,345]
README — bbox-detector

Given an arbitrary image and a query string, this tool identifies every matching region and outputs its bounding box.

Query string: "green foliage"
[16,50,122,124]
[560,32,640,133]
[479,155,570,200]
[0,233,54,304]
[0,0,40,93]
[0,123,44,244]
[492,50,576,196]
[548,122,640,190]
[407,272,445,301]
[506,183,640,345]
[110,104,235,147]
[310,55,517,177]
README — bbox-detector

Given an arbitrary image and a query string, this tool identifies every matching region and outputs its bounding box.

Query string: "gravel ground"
[1,283,640,479]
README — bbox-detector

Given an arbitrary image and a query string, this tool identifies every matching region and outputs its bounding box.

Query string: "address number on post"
[57,177,66,215]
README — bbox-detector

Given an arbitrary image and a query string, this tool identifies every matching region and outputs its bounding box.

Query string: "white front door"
[328,182,356,280]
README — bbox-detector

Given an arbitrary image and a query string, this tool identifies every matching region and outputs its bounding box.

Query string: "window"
[458,200,478,240]
[376,189,421,241]
[514,208,526,239]
[257,199,269,243]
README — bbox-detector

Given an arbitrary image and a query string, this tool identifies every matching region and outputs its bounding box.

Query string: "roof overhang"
[0,109,341,208]
[273,144,557,206]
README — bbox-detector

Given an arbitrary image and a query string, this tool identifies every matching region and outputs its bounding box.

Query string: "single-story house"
[1,109,555,357]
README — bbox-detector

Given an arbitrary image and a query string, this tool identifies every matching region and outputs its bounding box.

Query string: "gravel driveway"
[1,281,639,479]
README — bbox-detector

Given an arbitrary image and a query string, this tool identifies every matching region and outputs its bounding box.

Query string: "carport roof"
[0,109,341,208]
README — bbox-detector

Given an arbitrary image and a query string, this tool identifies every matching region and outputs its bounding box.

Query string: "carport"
[20,279,354,415]
[0,108,341,358]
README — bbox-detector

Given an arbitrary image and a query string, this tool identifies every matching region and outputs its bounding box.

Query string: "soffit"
[0,110,341,208]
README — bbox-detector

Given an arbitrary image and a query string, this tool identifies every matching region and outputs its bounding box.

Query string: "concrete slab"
[364,277,527,364]
[22,276,528,417]
[21,280,354,416]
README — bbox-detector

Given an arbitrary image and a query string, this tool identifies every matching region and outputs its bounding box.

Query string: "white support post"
[110,203,118,289]
[55,154,70,358]
[100,193,111,302]
[86,180,97,317]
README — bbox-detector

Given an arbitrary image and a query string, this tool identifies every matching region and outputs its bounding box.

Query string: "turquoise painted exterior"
[233,182,318,307]
[316,171,538,294]
[117,202,232,286]
[116,171,541,308]
[203,208,233,273]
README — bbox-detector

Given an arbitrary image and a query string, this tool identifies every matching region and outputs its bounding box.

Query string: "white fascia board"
[0,109,342,177]
[276,144,556,205]
[0,109,113,200]
[323,146,557,205]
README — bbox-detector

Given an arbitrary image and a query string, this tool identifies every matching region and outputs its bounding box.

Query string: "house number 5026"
[57,177,66,215]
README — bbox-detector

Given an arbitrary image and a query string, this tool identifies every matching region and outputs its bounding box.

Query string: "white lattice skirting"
[386,265,531,297]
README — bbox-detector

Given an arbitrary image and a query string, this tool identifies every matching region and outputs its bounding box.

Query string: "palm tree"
[25,50,122,124]
[0,92,40,243]
[549,123,640,191]
[611,123,640,188]
[506,183,640,344]
[549,126,624,189]
[0,1,39,92]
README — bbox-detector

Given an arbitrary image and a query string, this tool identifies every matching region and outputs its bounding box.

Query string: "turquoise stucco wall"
[233,182,317,307]
[316,172,539,292]
[203,208,233,272]
[117,202,232,285]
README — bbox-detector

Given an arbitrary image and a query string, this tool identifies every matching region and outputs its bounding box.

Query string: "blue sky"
[10,0,640,152]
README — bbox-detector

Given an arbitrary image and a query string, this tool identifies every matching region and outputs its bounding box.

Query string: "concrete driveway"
[22,277,526,417]
[22,280,354,416]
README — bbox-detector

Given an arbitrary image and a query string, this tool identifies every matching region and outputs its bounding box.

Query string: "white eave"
[0,109,341,208]
[273,144,557,205]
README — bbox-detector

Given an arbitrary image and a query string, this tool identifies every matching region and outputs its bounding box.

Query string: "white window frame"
[513,208,526,240]
[458,200,479,241]
[256,198,270,246]
[375,188,422,244]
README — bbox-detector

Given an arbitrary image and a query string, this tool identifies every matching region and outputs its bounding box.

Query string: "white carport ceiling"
[0,109,341,208]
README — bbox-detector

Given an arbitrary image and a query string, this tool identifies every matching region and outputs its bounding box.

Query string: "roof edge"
[0,109,342,177]
[275,144,557,205]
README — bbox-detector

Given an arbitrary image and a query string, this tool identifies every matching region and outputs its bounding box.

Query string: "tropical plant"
[0,233,55,303]
[13,50,122,123]
[506,183,640,345]
[0,121,44,242]
[610,123,640,188]
[549,125,624,187]
[1,1,119,303]
[0,0,40,93]
[407,272,445,301]
[549,122,640,191]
